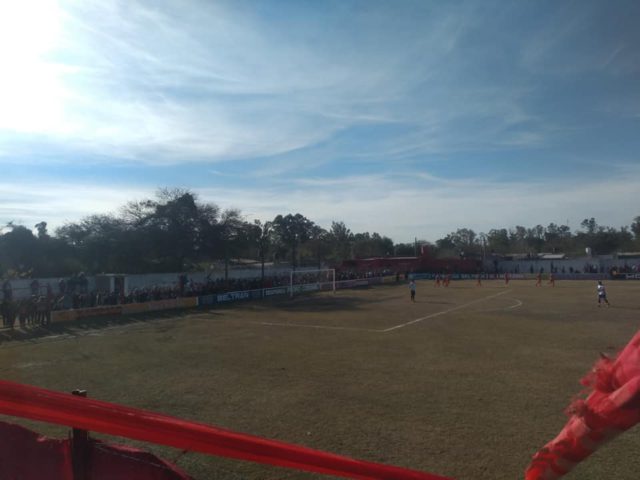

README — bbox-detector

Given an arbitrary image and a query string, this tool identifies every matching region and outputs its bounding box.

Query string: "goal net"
[289,269,336,297]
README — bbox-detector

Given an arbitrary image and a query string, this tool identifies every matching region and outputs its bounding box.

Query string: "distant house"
[618,252,640,259]
[538,253,567,260]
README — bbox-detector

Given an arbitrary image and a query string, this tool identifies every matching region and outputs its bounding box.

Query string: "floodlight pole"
[332,269,336,293]
[289,269,294,298]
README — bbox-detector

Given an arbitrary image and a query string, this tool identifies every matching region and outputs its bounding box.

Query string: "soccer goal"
[289,268,336,298]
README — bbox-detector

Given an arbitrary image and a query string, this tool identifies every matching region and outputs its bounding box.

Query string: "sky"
[0,0,638,243]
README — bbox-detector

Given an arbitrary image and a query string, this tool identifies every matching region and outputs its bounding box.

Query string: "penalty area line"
[253,322,380,333]
[382,290,511,332]
[505,298,523,310]
[194,291,511,334]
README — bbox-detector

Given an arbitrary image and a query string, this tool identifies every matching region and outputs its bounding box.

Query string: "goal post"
[289,268,336,298]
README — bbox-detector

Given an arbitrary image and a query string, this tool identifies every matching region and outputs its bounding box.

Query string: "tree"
[249,220,273,289]
[631,216,640,242]
[329,221,353,262]
[0,224,38,275]
[435,235,457,258]
[57,189,224,274]
[152,189,203,270]
[305,225,331,268]
[437,228,480,257]
[35,222,49,240]
[525,225,545,252]
[486,229,510,254]
[351,232,393,258]
[271,214,315,269]
[509,226,528,252]
[394,243,417,256]
[217,209,245,281]
[581,218,598,235]
[57,214,131,272]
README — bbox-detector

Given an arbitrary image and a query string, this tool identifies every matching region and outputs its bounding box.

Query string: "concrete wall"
[486,255,640,274]
[2,266,298,300]
[123,267,294,294]
[4,277,97,300]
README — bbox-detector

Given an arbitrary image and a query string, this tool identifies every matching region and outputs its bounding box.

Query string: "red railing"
[0,380,452,480]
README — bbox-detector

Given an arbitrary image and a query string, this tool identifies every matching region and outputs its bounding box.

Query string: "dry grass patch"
[1,280,639,479]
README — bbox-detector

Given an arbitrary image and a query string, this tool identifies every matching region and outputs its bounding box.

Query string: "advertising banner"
[178,297,199,308]
[249,290,264,300]
[337,279,370,288]
[76,306,122,320]
[51,305,122,323]
[291,284,320,294]
[336,278,386,289]
[51,310,78,323]
[121,297,197,315]
[609,273,640,280]
[263,287,288,297]
[409,273,434,280]
[198,294,216,306]
[122,303,157,315]
[216,291,251,303]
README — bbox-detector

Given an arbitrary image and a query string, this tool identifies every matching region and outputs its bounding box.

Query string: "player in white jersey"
[597,281,610,307]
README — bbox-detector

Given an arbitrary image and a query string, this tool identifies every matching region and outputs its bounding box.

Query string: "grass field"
[1,279,640,479]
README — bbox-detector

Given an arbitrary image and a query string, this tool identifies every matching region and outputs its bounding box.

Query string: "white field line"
[0,291,514,347]
[381,290,511,332]
[0,318,169,349]
[252,321,380,333]
[252,290,512,333]
[505,298,523,310]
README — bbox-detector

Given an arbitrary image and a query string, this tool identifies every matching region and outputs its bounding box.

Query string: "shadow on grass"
[0,308,202,345]
[255,294,367,312]
[0,286,400,343]
[607,305,640,311]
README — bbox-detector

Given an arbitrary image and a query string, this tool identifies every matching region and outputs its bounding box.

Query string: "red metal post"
[71,390,89,480]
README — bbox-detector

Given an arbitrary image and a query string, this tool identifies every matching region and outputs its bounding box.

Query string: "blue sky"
[0,0,638,242]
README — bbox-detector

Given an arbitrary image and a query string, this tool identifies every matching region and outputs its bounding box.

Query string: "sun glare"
[0,0,66,133]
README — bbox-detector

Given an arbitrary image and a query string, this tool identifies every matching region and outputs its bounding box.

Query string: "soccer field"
[1,280,640,479]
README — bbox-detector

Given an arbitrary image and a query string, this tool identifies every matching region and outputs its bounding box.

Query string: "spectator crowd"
[1,269,393,329]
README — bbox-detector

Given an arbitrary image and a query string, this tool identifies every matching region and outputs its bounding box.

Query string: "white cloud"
[0,1,68,134]
[2,166,638,243]
[0,182,155,229]
[0,0,636,250]
[0,0,549,166]
[196,165,640,242]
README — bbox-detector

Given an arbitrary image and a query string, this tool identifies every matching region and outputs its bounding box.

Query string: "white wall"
[3,267,299,300]
[4,277,96,300]
[486,255,640,274]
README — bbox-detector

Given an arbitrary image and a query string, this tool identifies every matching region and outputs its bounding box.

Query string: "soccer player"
[504,272,510,285]
[409,279,416,302]
[597,281,610,307]
[548,273,555,287]
[535,272,542,287]
[476,273,482,286]
[435,274,441,287]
